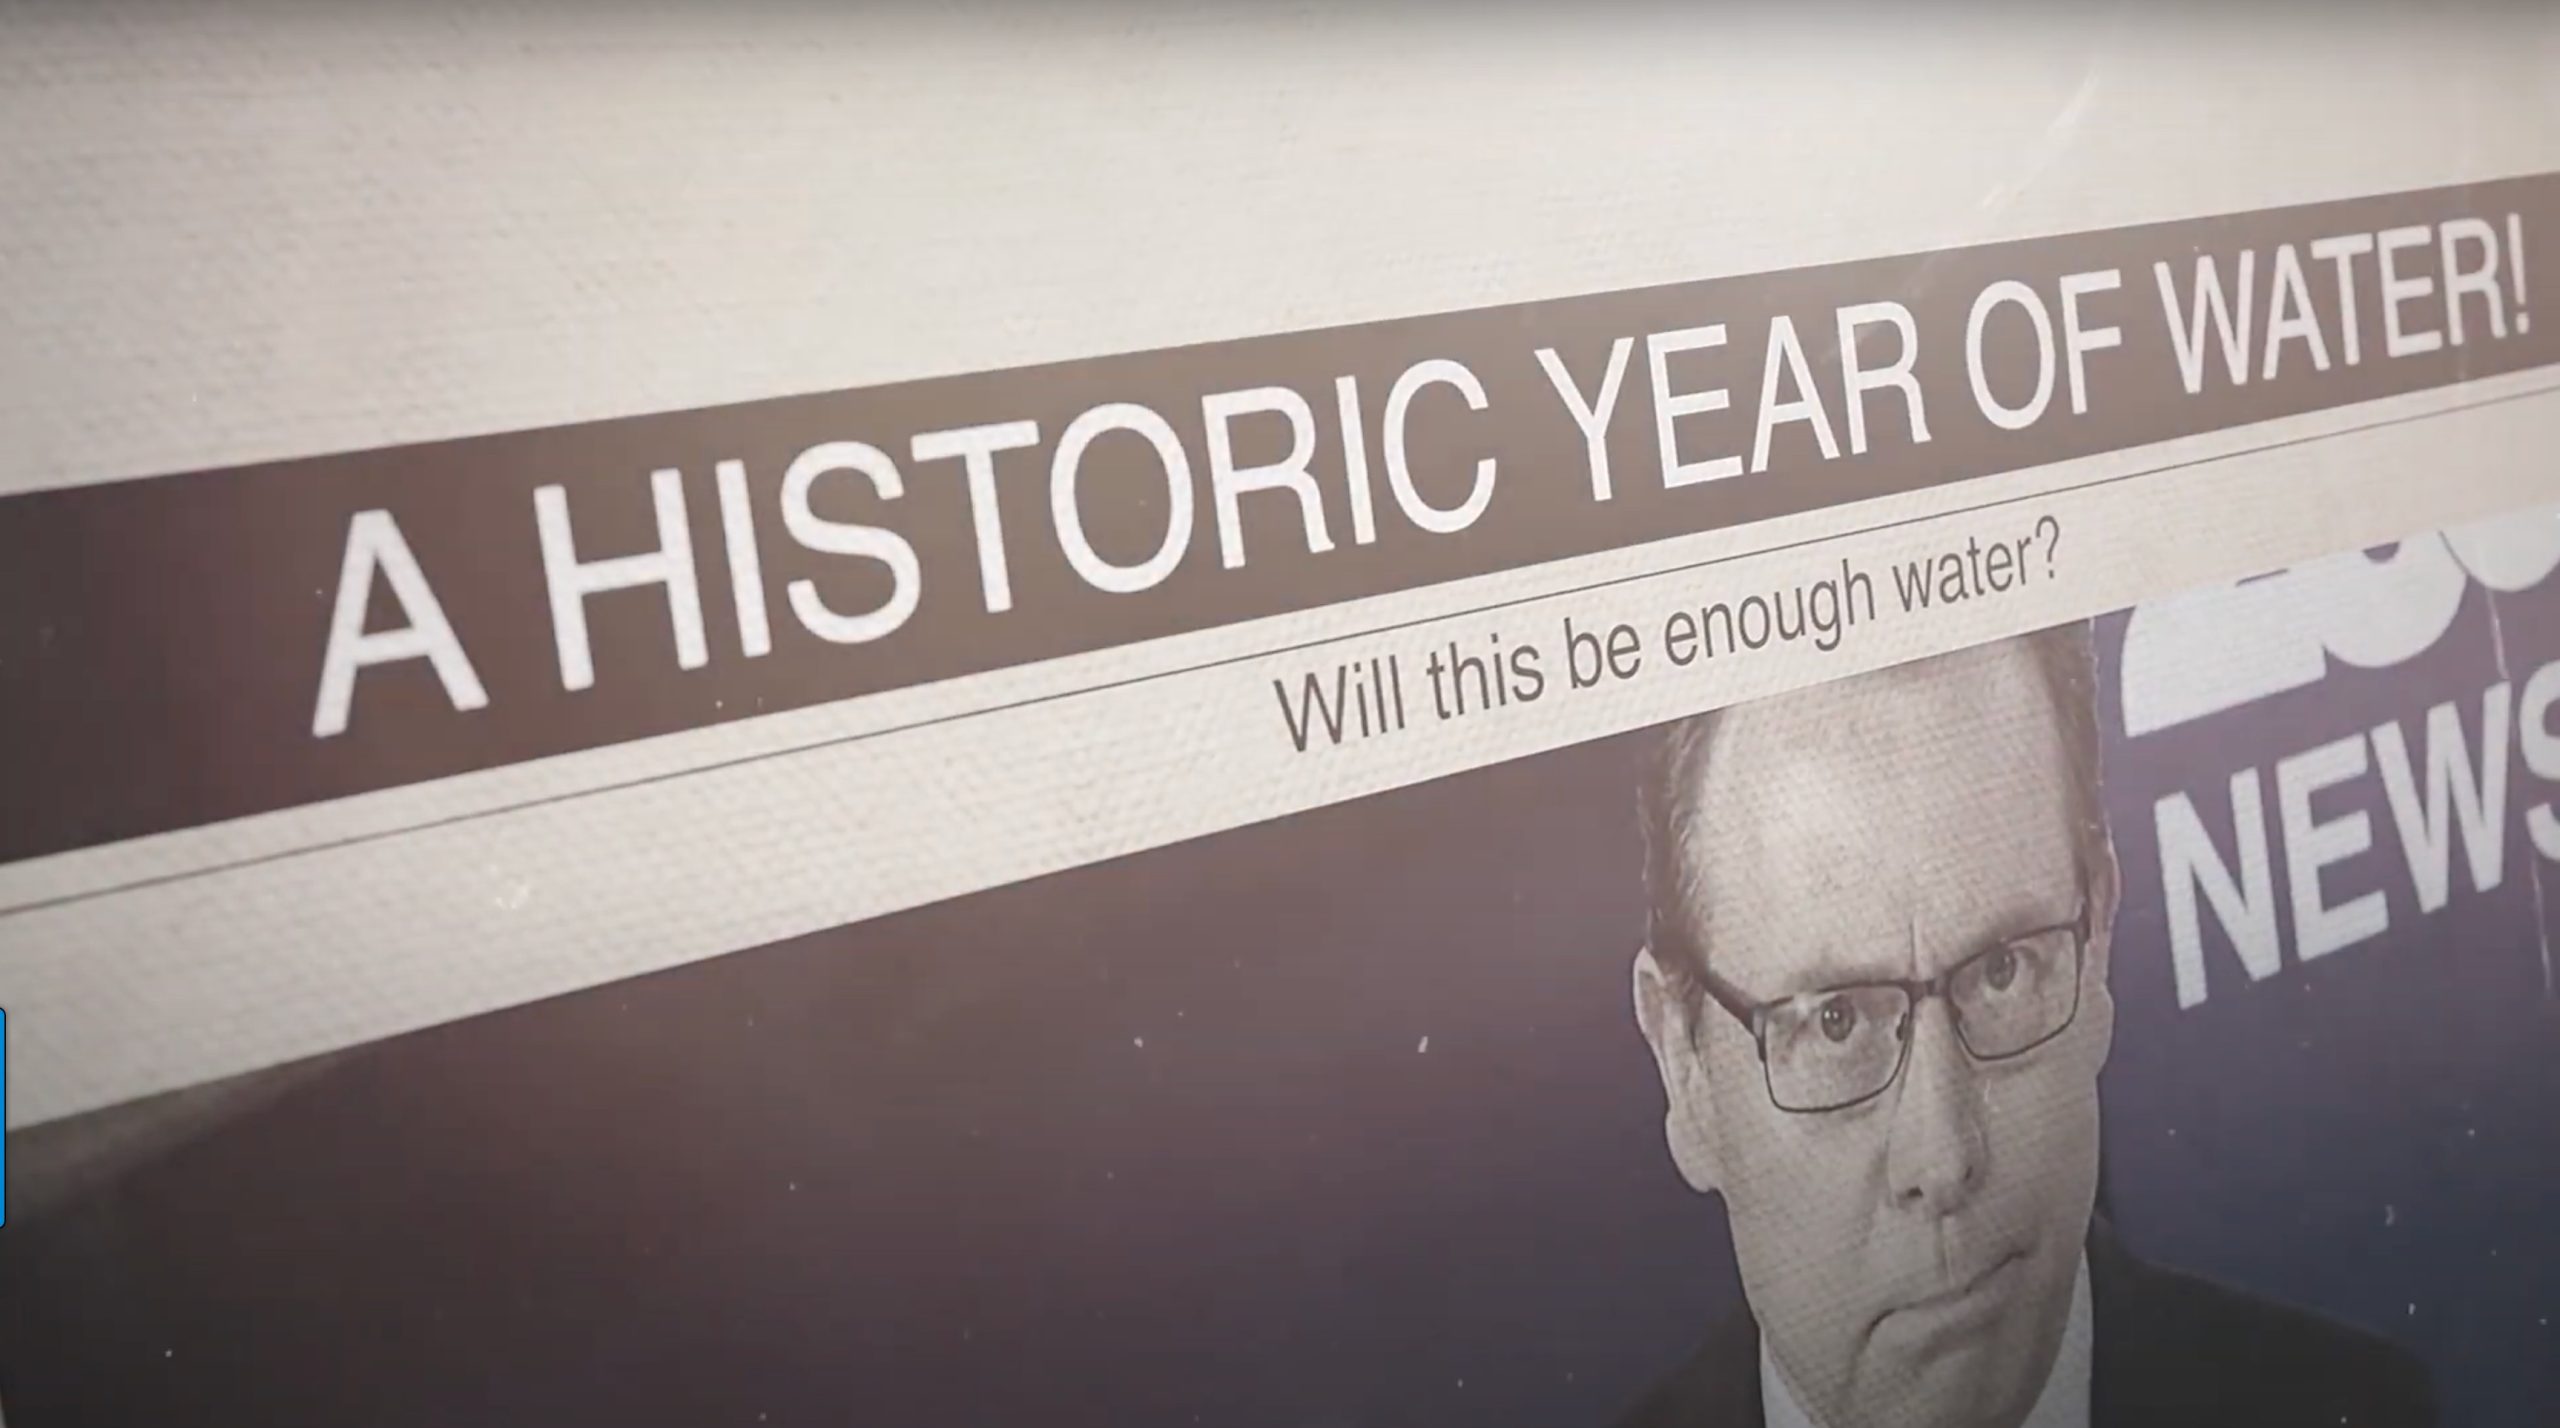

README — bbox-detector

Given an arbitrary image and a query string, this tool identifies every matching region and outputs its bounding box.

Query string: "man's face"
[1638,641,2116,1428]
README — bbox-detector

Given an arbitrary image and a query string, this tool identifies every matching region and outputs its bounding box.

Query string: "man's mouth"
[1874,1249,2029,1336]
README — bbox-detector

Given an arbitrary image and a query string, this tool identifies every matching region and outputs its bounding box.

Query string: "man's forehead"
[1675,644,2082,963]
[1710,641,2068,783]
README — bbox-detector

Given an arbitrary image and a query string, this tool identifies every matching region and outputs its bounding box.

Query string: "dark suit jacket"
[1614,1223,2435,1428]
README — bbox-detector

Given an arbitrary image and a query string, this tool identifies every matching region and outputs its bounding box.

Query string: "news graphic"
[3,510,2556,1427]
[4,172,2560,1428]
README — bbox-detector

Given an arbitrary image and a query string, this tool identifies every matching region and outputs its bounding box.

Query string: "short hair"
[1639,622,2109,979]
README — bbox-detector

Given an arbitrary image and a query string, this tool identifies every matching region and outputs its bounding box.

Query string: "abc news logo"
[2118,509,2560,1009]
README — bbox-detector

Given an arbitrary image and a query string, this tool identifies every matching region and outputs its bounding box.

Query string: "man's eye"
[1983,948,2019,992]
[1817,997,1859,1043]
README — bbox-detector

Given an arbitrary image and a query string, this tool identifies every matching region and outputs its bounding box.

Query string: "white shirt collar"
[1759,1251,2094,1428]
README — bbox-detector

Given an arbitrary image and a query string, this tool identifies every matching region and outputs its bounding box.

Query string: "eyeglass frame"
[1655,892,2093,1115]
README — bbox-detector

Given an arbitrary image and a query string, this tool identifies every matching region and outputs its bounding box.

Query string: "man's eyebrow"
[1734,898,2082,998]
[1979,888,2086,941]
[1744,948,1913,998]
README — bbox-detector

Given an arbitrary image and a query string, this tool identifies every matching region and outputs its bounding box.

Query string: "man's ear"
[2082,832,2124,1072]
[1633,946,1723,1196]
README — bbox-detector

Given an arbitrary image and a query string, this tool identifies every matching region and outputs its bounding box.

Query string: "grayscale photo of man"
[1619,625,2436,1428]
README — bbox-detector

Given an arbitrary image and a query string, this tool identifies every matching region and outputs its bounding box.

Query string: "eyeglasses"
[1669,898,2090,1114]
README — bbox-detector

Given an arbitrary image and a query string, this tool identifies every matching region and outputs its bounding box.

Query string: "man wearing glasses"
[1619,626,2431,1428]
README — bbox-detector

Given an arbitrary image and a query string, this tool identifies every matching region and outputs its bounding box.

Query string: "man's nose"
[1884,999,1987,1216]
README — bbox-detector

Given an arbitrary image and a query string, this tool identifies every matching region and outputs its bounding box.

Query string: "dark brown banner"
[7,173,2560,864]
